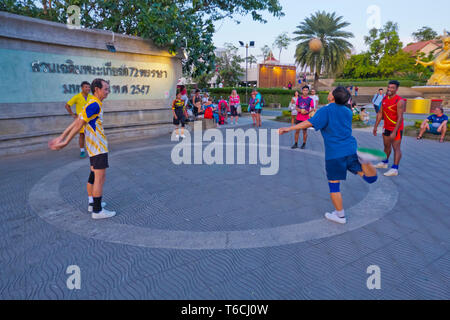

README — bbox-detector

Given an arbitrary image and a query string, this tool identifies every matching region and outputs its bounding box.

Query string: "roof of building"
[403,40,440,54]
[264,51,279,64]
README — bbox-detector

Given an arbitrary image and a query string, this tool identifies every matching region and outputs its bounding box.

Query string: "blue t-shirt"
[308,103,357,160]
[255,93,262,109]
[427,114,448,127]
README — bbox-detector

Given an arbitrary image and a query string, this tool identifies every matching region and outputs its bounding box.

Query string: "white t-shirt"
[310,95,319,108]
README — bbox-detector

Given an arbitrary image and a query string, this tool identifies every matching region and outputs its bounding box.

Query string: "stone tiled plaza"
[1,119,449,299]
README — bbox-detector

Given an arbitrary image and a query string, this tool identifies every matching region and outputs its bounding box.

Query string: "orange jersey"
[382,95,405,131]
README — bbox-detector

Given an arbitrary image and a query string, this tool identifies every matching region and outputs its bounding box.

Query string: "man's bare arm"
[279,120,313,134]
[65,104,77,119]
[50,118,86,150]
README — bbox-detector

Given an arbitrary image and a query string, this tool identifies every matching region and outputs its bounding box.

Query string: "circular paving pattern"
[28,143,399,250]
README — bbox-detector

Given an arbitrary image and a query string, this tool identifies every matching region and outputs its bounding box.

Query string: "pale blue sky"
[213,0,449,64]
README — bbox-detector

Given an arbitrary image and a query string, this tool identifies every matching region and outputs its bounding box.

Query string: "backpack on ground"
[204,107,213,119]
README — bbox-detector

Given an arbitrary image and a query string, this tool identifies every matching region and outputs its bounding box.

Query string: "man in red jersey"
[372,80,406,177]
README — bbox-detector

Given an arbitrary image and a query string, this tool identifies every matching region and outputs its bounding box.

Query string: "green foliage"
[208,87,328,95]
[412,26,438,42]
[282,110,291,117]
[341,21,433,80]
[293,11,354,85]
[207,88,329,107]
[333,80,426,87]
[215,43,244,87]
[0,0,284,78]
[193,73,214,90]
[260,45,272,60]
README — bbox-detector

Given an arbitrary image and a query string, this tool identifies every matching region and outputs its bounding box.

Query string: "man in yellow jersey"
[49,79,115,220]
[65,81,92,158]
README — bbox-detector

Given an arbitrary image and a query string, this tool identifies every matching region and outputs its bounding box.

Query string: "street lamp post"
[239,41,255,104]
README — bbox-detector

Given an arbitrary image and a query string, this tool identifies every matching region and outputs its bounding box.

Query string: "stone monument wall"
[0,12,182,156]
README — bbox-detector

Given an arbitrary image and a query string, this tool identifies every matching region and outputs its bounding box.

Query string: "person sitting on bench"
[417,106,448,143]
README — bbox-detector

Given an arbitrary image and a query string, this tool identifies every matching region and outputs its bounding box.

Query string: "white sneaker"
[88,202,106,213]
[91,208,116,220]
[181,134,186,138]
[384,168,399,177]
[175,134,180,139]
[325,212,347,224]
[374,162,389,169]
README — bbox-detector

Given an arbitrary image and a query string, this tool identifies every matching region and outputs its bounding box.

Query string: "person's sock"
[383,159,389,164]
[335,210,345,218]
[392,164,399,170]
[93,196,102,213]
[80,148,85,152]
[88,196,93,204]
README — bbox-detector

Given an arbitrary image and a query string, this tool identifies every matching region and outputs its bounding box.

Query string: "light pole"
[239,41,255,104]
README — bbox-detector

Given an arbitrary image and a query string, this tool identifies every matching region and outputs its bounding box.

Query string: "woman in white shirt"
[309,89,320,109]
[289,90,299,126]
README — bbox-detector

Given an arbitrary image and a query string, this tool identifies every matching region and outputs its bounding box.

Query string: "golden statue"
[416,34,450,85]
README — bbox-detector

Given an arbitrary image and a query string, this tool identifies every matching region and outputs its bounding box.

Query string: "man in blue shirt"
[278,87,386,225]
[371,88,385,114]
[417,106,448,143]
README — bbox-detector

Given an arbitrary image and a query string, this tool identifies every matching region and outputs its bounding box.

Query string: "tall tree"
[0,0,284,78]
[293,11,353,88]
[246,55,258,68]
[260,45,272,60]
[364,22,402,64]
[341,21,432,80]
[215,43,245,87]
[273,32,291,62]
[412,26,438,42]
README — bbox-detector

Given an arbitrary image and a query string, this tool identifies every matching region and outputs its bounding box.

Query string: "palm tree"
[273,32,291,62]
[246,55,257,68]
[260,45,272,61]
[293,11,354,88]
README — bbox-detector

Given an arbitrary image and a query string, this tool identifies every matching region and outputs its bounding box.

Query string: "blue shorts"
[325,154,362,181]
[427,126,440,135]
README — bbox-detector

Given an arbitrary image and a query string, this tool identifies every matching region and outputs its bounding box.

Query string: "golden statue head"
[443,37,450,50]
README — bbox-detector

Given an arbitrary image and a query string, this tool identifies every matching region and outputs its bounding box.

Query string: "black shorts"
[230,105,238,116]
[295,119,306,125]
[173,109,186,127]
[256,109,262,114]
[383,128,403,141]
[90,153,109,170]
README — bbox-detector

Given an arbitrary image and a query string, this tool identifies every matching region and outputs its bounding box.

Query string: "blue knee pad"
[328,182,340,193]
[363,175,378,184]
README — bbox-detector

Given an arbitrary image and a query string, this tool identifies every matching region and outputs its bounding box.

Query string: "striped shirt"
[80,96,108,157]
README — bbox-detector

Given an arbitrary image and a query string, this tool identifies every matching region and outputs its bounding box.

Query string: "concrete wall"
[0,12,183,156]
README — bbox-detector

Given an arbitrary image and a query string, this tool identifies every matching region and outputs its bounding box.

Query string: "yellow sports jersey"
[80,96,108,157]
[67,92,93,115]
[172,99,185,110]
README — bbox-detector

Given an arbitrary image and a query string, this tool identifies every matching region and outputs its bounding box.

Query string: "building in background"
[257,51,296,88]
[403,40,442,56]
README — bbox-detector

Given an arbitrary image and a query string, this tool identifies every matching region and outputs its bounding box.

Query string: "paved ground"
[1,118,449,299]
